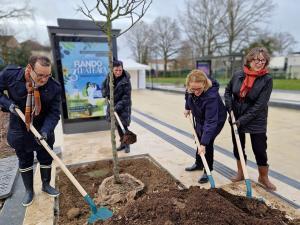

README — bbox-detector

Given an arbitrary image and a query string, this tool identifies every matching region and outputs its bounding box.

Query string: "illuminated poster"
[59,41,109,119]
[196,60,211,77]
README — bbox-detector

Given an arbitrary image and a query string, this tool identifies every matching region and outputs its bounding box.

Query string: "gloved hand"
[9,103,19,116]
[35,132,47,145]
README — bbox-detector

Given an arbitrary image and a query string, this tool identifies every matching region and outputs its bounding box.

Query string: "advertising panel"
[196,60,211,77]
[59,41,109,119]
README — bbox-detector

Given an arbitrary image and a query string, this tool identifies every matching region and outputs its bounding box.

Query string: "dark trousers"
[15,147,53,169]
[195,136,215,171]
[117,124,128,141]
[231,126,268,166]
[194,123,225,171]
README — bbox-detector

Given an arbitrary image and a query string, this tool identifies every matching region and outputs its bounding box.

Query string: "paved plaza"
[1,89,300,225]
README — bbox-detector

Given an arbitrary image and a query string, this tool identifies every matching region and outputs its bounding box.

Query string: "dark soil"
[56,157,299,225]
[0,111,15,159]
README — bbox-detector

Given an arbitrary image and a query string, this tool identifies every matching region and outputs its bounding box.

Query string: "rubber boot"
[230,160,244,182]
[20,168,35,207]
[40,166,60,197]
[258,166,277,191]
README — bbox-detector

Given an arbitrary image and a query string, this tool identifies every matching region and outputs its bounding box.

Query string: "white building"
[121,59,150,89]
[287,53,300,79]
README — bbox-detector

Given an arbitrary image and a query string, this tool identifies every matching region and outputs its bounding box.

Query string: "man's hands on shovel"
[35,132,47,145]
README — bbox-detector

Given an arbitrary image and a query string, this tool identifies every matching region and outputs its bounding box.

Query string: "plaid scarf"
[24,69,41,131]
[240,66,268,98]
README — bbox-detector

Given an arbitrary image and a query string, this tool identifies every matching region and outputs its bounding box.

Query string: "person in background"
[224,47,276,191]
[184,69,226,183]
[0,55,61,206]
[102,60,132,153]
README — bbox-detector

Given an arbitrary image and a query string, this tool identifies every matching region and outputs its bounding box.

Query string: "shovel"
[187,113,215,188]
[15,108,113,224]
[229,111,252,198]
[107,100,136,145]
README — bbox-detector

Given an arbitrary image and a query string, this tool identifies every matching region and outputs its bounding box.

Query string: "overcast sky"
[4,0,300,58]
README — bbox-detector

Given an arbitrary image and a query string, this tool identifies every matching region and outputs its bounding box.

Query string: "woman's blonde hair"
[186,69,212,92]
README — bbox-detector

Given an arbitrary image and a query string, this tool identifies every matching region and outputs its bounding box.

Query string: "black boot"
[20,167,35,207]
[40,166,60,197]
[185,163,203,171]
[116,143,126,151]
[198,172,209,184]
[124,145,130,153]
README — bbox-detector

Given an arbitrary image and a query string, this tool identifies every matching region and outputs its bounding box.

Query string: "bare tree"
[273,32,297,55]
[125,21,151,64]
[221,0,275,55]
[150,16,180,74]
[176,40,194,70]
[0,0,32,20]
[180,0,226,57]
[79,0,152,183]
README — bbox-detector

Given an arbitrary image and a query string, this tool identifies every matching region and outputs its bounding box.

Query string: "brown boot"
[230,160,244,182]
[258,166,277,191]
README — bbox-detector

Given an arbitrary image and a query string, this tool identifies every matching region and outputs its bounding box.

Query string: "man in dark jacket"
[184,69,227,183]
[0,55,61,206]
[101,60,132,153]
[224,47,276,191]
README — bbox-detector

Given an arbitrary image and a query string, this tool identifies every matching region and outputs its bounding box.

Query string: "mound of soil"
[56,157,299,225]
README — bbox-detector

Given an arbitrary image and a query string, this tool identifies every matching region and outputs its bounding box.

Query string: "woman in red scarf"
[224,47,276,191]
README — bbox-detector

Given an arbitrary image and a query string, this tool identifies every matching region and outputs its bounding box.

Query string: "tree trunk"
[106,6,121,184]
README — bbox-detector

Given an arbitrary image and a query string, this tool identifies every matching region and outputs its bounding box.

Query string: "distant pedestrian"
[224,47,276,191]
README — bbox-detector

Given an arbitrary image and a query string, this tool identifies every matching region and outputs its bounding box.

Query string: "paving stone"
[0,156,18,199]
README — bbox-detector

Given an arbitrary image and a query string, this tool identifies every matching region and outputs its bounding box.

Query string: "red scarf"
[24,69,41,131]
[239,66,268,98]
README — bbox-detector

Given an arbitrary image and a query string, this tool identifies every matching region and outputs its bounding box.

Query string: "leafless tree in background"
[180,0,226,57]
[150,16,180,74]
[0,0,32,20]
[125,21,151,64]
[221,0,275,55]
[273,32,297,55]
[79,0,152,183]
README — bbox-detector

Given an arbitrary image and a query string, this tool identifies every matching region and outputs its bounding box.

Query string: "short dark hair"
[113,60,123,68]
[28,55,51,68]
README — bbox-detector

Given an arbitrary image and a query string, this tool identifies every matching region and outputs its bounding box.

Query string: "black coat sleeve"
[238,78,272,126]
[114,82,131,113]
[224,77,233,112]
[40,85,62,136]
[0,69,14,111]
[101,76,109,98]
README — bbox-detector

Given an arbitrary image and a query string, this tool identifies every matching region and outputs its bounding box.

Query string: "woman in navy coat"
[184,69,226,183]
[0,56,61,206]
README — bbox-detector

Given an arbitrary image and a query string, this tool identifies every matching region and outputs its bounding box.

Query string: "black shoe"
[185,164,203,172]
[198,173,209,184]
[40,166,60,197]
[20,167,35,207]
[124,145,130,153]
[117,144,126,151]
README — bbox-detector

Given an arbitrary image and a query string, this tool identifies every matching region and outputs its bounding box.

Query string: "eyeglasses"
[32,69,52,79]
[188,88,203,93]
[253,58,266,64]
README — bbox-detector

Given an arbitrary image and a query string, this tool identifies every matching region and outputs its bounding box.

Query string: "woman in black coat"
[101,60,132,153]
[184,69,226,183]
[224,47,276,191]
